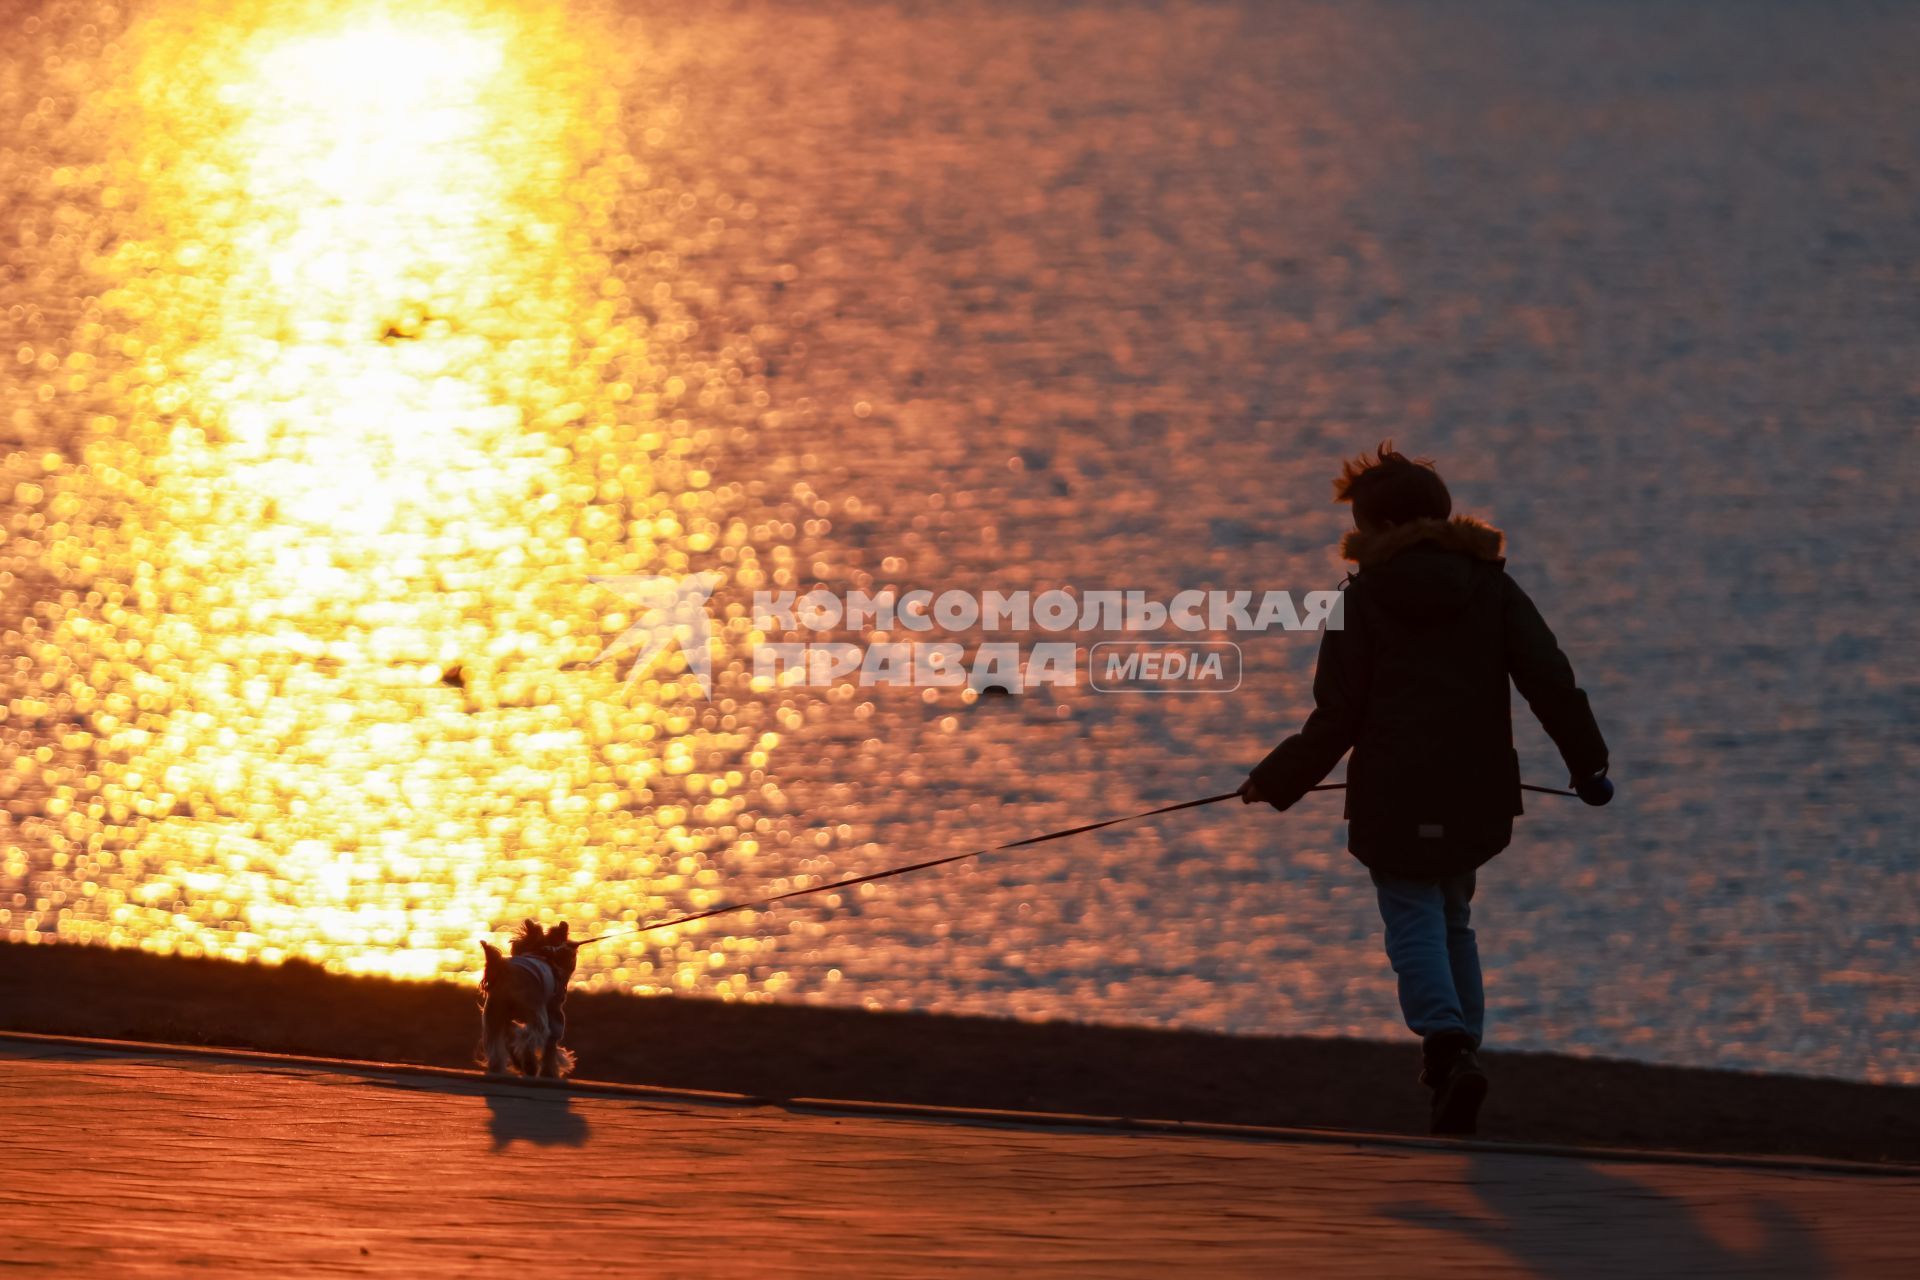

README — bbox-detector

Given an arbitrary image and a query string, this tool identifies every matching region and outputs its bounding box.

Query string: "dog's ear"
[552,921,569,941]
[522,918,543,941]
[481,940,502,962]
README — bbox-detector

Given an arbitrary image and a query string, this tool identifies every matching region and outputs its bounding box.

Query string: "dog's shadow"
[484,1087,592,1150]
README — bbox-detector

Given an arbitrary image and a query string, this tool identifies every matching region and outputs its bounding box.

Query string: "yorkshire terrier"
[477,919,579,1078]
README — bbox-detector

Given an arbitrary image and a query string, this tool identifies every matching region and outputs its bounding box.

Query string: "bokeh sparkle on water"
[3,0,1916,1081]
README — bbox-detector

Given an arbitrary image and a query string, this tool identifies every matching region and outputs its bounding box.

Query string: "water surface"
[3,0,1916,1080]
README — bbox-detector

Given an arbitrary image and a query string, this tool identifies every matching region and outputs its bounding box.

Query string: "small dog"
[477,919,579,1078]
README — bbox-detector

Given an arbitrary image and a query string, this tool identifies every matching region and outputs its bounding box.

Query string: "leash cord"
[574,779,1581,947]
[574,786,1281,946]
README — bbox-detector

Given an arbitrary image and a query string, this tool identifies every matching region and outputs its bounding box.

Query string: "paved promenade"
[3,1038,1915,1276]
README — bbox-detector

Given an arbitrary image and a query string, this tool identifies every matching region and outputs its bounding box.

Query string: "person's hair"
[1333,442,1451,527]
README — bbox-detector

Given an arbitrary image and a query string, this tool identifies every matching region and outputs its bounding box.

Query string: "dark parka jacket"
[1250,517,1608,879]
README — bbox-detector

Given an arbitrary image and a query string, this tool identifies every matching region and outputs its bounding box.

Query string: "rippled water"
[3,0,1916,1081]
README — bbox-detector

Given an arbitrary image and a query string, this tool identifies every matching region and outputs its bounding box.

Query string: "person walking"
[1243,444,1612,1134]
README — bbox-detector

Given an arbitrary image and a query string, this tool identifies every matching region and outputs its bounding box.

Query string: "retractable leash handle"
[1572,772,1615,805]
[569,775,1600,948]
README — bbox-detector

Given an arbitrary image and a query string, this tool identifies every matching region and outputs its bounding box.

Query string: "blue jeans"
[1370,869,1484,1045]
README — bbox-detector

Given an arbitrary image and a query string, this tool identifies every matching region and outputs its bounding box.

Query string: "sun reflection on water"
[3,0,786,986]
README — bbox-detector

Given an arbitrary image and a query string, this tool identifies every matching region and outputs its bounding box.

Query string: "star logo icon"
[589,572,722,697]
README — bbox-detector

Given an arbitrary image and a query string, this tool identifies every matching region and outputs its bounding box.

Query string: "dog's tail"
[479,939,510,993]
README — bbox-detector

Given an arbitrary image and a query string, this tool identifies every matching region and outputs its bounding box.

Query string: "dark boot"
[1421,1031,1488,1136]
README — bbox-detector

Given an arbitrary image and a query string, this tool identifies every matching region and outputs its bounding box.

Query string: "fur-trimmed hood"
[1339,516,1506,625]
[1340,516,1505,568]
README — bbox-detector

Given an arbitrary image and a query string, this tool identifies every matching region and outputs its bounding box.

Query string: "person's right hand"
[1238,776,1266,805]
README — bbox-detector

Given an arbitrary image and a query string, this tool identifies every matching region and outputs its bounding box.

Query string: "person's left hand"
[1238,776,1266,805]
[1575,769,1614,807]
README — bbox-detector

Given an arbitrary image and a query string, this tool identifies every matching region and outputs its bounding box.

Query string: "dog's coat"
[506,953,558,1003]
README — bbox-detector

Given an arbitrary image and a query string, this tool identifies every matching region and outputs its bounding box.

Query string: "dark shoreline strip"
[7,940,1917,1167]
[6,1030,1914,1180]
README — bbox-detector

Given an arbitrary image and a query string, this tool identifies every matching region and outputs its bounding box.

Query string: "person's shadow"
[1384,1150,1830,1278]
[483,1087,592,1151]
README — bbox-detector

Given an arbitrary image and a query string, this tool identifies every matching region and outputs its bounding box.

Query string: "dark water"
[2,0,1916,1081]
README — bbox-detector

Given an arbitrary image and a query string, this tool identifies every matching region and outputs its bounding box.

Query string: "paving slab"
[3,1040,1915,1277]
